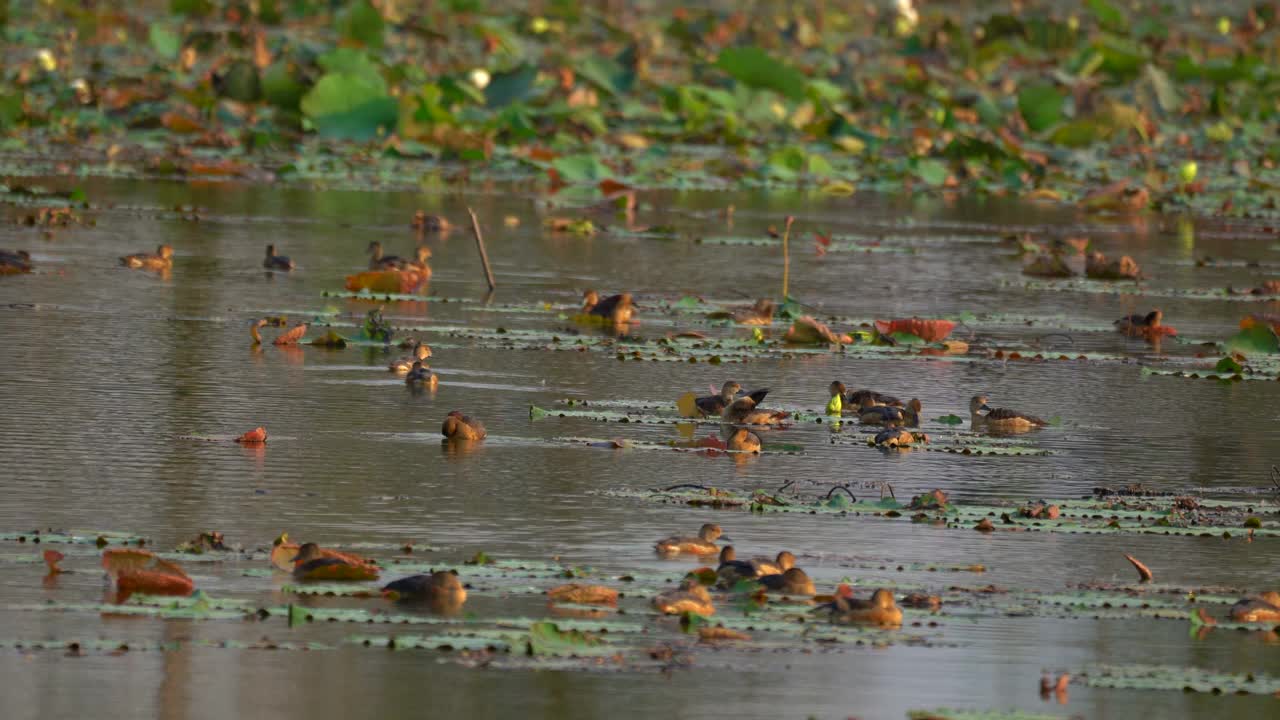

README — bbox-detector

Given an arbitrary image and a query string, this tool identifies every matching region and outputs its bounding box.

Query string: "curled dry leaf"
[116,570,195,599]
[1123,553,1153,582]
[783,316,843,345]
[273,324,308,346]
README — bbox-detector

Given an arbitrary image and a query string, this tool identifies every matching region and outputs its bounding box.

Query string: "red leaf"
[295,562,379,582]
[874,317,956,342]
[116,569,194,600]
[813,231,831,247]
[236,427,268,444]
[598,178,632,196]
[43,550,64,574]
[272,324,307,346]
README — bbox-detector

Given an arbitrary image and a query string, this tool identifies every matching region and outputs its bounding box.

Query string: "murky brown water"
[2,178,1279,719]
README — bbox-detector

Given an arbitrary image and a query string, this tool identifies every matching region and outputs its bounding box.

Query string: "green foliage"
[1017,83,1064,132]
[148,24,181,60]
[1225,325,1280,356]
[301,53,396,140]
[715,46,806,100]
[485,64,538,107]
[338,1,385,49]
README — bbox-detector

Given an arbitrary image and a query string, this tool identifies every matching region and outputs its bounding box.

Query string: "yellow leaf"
[615,133,649,150]
[821,180,857,196]
[676,392,700,418]
[834,136,866,154]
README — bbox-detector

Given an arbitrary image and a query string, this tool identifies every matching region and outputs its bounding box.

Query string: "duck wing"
[694,394,725,415]
[745,388,770,405]
[588,293,625,318]
[987,407,1047,425]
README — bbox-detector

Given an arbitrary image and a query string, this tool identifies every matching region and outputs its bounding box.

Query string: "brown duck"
[758,568,815,596]
[858,398,921,426]
[442,411,485,440]
[0,249,32,274]
[721,390,790,425]
[581,290,635,325]
[654,524,722,556]
[727,428,762,453]
[120,244,173,270]
[970,395,1048,431]
[263,244,295,271]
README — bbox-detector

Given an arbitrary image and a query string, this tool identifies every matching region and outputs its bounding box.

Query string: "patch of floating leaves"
[604,488,1280,537]
[1078,664,1280,695]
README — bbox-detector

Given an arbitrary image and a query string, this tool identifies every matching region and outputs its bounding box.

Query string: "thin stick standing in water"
[467,207,496,292]
[780,215,792,299]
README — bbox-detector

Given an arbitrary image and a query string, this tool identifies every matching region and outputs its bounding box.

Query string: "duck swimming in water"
[970,395,1048,432]
[652,578,715,616]
[727,428,762,453]
[830,381,903,411]
[1114,309,1163,335]
[721,390,790,426]
[758,568,815,596]
[389,343,433,373]
[405,360,439,389]
[858,398,921,427]
[382,570,467,606]
[871,428,929,448]
[750,551,796,578]
[828,588,903,626]
[405,246,432,274]
[367,241,404,270]
[654,523,722,556]
[0,249,32,274]
[696,381,742,416]
[292,542,379,581]
[263,244,295,271]
[441,411,485,440]
[1086,251,1141,280]
[120,244,173,270]
[581,290,635,326]
[715,546,760,586]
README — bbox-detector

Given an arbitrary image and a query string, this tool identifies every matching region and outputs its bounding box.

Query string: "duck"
[390,343,433,373]
[1114,309,1163,335]
[405,246,432,274]
[412,211,451,233]
[654,523,722,556]
[581,289,635,325]
[441,410,485,440]
[1086,251,1141,280]
[969,395,1048,431]
[829,588,903,626]
[120,244,173,270]
[872,428,929,448]
[652,578,715,616]
[708,298,775,325]
[696,381,742,416]
[727,428,762,453]
[758,568,815,596]
[263,244,295,271]
[721,390,790,426]
[367,241,404,270]
[292,542,379,581]
[751,551,796,578]
[405,360,439,389]
[715,546,762,586]
[1229,592,1280,623]
[250,318,308,346]
[382,570,467,605]
[0,249,32,274]
[858,397,921,426]
[830,381,903,411]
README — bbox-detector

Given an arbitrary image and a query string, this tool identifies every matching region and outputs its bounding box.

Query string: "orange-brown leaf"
[344,270,429,294]
[874,318,956,343]
[698,626,750,641]
[272,324,307,346]
[43,549,65,574]
[161,112,206,134]
[102,548,157,578]
[117,569,194,598]
[236,427,268,444]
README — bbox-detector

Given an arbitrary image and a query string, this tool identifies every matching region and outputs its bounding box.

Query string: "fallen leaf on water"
[875,317,956,343]
[547,584,619,605]
[698,625,750,641]
[235,427,268,444]
[43,549,65,574]
[1123,553,1153,582]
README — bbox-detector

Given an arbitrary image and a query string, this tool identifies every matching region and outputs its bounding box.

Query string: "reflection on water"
[1,179,1279,720]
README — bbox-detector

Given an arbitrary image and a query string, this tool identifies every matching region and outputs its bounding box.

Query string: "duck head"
[829,380,847,398]
[367,241,383,258]
[414,344,433,360]
[718,545,736,563]
[871,588,897,608]
[158,244,174,259]
[698,523,723,541]
[1145,309,1163,326]
[776,551,796,571]
[969,395,991,415]
[720,381,742,400]
[415,246,432,263]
